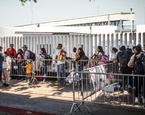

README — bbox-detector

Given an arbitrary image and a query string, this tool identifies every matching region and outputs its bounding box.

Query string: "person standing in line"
[55,43,66,85]
[0,46,4,86]
[109,47,119,74]
[15,49,24,80]
[96,46,109,65]
[128,45,145,103]
[143,44,145,52]
[74,47,85,80]
[22,45,30,59]
[71,47,77,59]
[117,45,133,94]
[132,46,137,54]
[6,44,16,58]
[2,52,11,87]
[6,44,16,80]
[110,47,118,63]
[38,48,49,82]
[71,47,77,71]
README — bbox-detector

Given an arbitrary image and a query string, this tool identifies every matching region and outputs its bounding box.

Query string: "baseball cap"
[22,45,28,48]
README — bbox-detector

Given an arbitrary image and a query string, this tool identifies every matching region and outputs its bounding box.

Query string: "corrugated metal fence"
[0,32,145,57]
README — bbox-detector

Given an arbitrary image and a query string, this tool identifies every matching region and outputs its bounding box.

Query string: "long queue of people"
[0,43,145,104]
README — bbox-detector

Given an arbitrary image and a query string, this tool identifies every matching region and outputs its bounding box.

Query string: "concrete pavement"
[0,79,145,115]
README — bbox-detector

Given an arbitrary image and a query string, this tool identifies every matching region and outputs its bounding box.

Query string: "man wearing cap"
[22,45,30,59]
[6,44,16,58]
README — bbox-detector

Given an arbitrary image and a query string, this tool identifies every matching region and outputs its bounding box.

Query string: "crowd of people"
[0,43,145,103]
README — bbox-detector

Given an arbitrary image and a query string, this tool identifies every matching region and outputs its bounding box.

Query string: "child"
[22,60,33,83]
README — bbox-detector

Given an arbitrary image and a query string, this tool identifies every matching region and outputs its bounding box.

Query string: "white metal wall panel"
[111,34,114,49]
[143,33,145,45]
[115,34,119,48]
[107,34,110,54]
[0,32,144,58]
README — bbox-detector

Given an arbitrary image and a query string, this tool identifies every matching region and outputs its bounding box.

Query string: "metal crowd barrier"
[10,58,145,114]
[10,58,99,81]
[69,70,145,114]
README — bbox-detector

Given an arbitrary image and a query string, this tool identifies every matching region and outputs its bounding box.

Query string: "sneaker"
[135,97,138,103]
[43,79,46,83]
[143,98,145,104]
[55,81,60,85]
[28,82,32,85]
[3,83,9,87]
[142,96,145,103]
[123,90,129,95]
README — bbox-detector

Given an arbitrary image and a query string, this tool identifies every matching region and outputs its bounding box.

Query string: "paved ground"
[0,79,145,115]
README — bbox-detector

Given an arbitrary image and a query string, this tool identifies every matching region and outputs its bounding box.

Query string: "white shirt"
[55,49,65,65]
[98,52,103,56]
[3,56,11,69]
[71,52,76,59]
[109,53,117,61]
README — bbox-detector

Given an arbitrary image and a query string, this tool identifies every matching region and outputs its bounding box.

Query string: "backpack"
[142,53,145,72]
[134,54,144,74]
[97,54,109,65]
[101,54,109,62]
[45,54,52,65]
[28,50,36,61]
[119,51,130,67]
[80,55,89,66]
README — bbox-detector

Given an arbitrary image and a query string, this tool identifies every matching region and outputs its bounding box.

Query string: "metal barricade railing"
[69,69,145,114]
[10,58,145,114]
[10,58,99,82]
[10,58,117,85]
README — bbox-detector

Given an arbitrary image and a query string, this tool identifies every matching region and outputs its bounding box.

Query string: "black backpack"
[134,54,144,74]
[119,51,130,67]
[44,54,52,65]
[28,50,36,61]
[80,55,89,66]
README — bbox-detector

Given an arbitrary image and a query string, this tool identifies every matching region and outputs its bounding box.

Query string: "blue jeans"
[78,65,83,80]
[42,65,47,81]
[57,64,65,83]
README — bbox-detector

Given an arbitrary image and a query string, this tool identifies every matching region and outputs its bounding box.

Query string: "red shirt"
[6,48,16,58]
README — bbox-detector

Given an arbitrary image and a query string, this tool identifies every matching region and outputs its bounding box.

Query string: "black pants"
[120,67,133,89]
[0,70,2,82]
[134,76,145,98]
